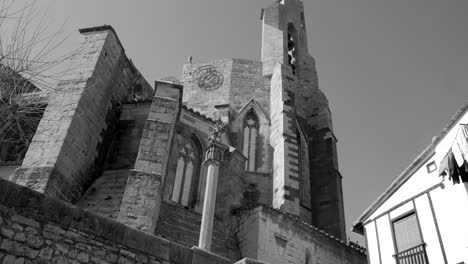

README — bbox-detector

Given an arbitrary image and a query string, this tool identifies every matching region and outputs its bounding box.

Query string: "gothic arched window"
[243,109,259,171]
[297,129,304,202]
[296,126,311,208]
[171,135,202,207]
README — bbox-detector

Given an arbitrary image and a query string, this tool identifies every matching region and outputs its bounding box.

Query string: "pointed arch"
[171,133,203,207]
[243,108,259,171]
[287,23,298,75]
[296,119,311,208]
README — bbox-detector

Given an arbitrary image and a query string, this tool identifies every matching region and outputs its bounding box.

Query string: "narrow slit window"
[243,109,259,171]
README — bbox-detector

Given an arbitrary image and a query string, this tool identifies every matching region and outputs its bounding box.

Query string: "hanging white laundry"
[452,144,464,167]
[462,124,468,139]
[456,126,468,159]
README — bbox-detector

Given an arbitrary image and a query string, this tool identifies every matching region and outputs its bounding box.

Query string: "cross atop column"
[198,119,229,251]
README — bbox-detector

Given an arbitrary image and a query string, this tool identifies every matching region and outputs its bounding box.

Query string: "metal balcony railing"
[394,243,429,264]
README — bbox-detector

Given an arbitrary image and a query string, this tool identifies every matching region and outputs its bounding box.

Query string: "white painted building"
[353,103,468,264]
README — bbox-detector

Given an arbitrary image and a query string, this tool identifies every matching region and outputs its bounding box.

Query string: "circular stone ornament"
[193,65,224,91]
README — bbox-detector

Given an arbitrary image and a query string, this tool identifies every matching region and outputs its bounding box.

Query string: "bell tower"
[263,0,347,240]
[261,0,308,77]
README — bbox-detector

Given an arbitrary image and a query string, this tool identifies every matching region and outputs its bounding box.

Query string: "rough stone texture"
[177,0,346,240]
[182,59,269,120]
[0,1,357,262]
[0,165,19,181]
[76,170,129,219]
[182,59,233,118]
[236,206,366,264]
[10,26,153,203]
[309,129,346,240]
[155,202,240,260]
[76,102,151,221]
[262,0,346,240]
[118,82,182,233]
[190,247,231,264]
[269,63,300,216]
[105,103,152,171]
[244,172,272,206]
[261,2,287,77]
[0,178,231,264]
[234,258,269,264]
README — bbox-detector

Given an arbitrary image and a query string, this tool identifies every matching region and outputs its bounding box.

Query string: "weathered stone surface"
[1,228,14,239]
[0,178,228,264]
[237,206,365,264]
[12,233,25,242]
[38,247,53,260]
[10,25,153,204]
[118,82,181,234]
[0,1,360,262]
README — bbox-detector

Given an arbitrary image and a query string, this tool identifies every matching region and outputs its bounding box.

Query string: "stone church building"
[0,0,366,263]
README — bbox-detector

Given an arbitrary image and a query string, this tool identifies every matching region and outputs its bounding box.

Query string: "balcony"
[394,243,429,264]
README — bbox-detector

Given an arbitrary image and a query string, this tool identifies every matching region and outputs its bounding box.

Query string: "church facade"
[0,1,366,263]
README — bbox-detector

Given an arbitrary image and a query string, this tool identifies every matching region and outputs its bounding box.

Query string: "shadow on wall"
[0,163,20,180]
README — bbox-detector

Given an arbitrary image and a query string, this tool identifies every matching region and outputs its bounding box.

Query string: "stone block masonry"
[269,63,301,216]
[236,206,366,264]
[118,82,182,234]
[182,59,269,120]
[10,25,153,203]
[0,178,234,264]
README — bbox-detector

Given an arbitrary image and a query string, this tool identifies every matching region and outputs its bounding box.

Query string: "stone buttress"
[261,0,346,239]
[118,82,182,233]
[10,26,152,203]
[269,63,301,215]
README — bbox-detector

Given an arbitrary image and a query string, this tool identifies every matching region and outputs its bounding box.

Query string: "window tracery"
[171,135,202,207]
[243,109,259,171]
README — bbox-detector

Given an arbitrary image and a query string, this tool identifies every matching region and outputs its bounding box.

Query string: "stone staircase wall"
[76,170,129,219]
[155,201,240,260]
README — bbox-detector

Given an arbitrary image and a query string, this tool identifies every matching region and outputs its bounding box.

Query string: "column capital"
[204,141,228,167]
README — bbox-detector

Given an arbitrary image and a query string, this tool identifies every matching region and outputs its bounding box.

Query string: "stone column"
[10,26,146,203]
[199,141,227,251]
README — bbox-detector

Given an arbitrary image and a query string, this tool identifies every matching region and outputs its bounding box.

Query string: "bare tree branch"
[0,0,78,162]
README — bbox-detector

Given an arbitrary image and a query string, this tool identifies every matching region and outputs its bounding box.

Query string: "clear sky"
[23,0,468,244]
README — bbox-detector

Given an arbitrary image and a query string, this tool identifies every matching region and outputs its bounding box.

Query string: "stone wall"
[105,103,152,171]
[0,178,233,264]
[155,202,240,260]
[11,26,153,203]
[309,128,346,240]
[236,206,366,264]
[269,63,301,216]
[182,59,269,120]
[229,60,269,115]
[118,82,181,234]
[76,169,129,219]
[182,60,233,118]
[0,164,19,180]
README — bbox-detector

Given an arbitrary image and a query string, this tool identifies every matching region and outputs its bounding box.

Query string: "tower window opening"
[243,109,259,171]
[301,12,306,29]
[287,25,297,75]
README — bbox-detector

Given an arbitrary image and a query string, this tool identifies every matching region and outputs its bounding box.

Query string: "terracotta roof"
[352,102,468,234]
